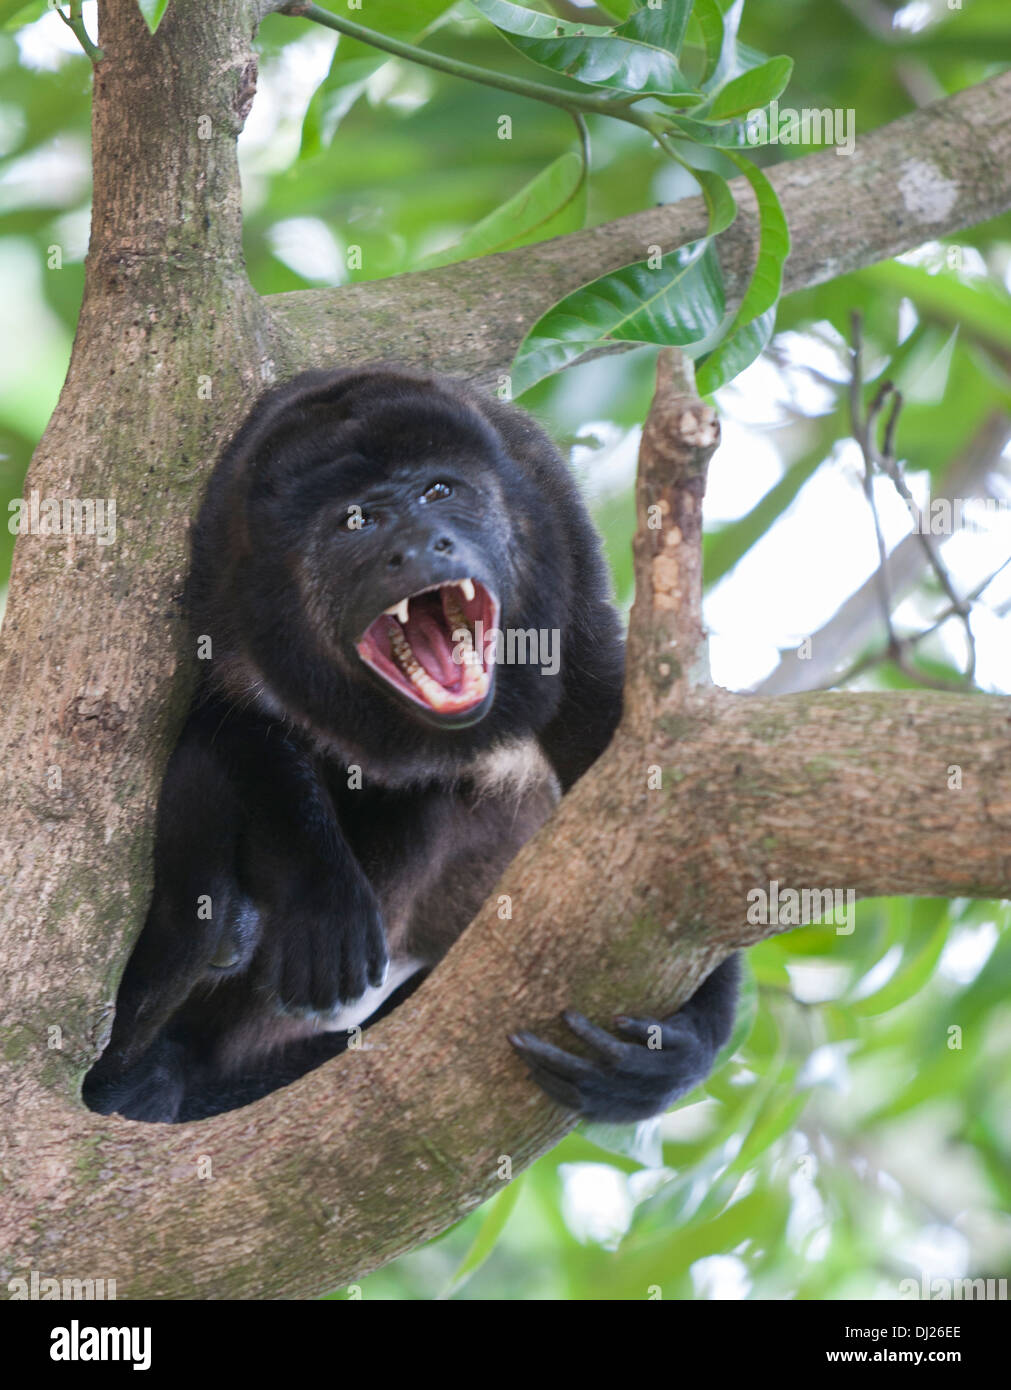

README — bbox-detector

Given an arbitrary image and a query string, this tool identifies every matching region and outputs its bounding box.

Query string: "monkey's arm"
[510,955,740,1123]
[88,706,255,1082]
[89,695,386,1080]
[225,705,388,1016]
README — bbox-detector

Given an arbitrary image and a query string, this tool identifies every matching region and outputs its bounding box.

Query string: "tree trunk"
[1,1,1010,1298]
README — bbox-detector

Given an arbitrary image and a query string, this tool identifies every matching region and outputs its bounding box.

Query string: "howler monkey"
[83,364,738,1124]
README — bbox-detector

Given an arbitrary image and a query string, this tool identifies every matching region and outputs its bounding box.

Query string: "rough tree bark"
[1,1,1010,1298]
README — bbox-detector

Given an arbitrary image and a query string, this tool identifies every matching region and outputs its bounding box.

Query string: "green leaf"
[693,167,736,237]
[702,0,744,89]
[663,150,737,237]
[691,0,783,110]
[616,0,694,58]
[636,1183,791,1276]
[327,0,457,76]
[470,0,702,98]
[301,0,458,146]
[857,260,1011,354]
[695,153,789,394]
[512,237,725,395]
[698,306,776,392]
[420,145,587,268]
[441,1177,524,1298]
[0,0,44,27]
[727,1088,809,1174]
[137,0,169,36]
[703,55,794,121]
[849,902,950,1017]
[545,239,724,345]
[692,0,725,85]
[665,114,767,148]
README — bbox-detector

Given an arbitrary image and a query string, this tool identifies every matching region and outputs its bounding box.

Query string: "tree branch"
[624,349,719,733]
[266,70,1011,383]
[2,683,1009,1296]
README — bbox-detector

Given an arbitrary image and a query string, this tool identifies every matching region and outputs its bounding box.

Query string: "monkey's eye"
[345,504,376,531]
[420,481,453,503]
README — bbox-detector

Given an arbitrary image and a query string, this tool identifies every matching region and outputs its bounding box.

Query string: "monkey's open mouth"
[356,579,499,719]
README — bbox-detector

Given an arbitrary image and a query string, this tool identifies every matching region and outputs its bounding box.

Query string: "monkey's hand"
[509,955,740,1123]
[256,870,389,1016]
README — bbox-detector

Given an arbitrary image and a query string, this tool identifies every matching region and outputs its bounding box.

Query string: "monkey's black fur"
[83,364,738,1124]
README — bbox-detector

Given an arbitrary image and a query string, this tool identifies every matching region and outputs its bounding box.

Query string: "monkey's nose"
[432,536,454,554]
[385,546,417,570]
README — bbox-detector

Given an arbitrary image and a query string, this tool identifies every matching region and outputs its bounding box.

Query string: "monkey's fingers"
[560,1010,641,1063]
[365,921,389,991]
[507,1031,590,1111]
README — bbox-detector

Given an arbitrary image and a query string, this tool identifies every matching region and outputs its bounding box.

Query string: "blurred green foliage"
[2,0,1010,1299]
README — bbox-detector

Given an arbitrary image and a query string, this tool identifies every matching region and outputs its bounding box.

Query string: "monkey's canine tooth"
[384,598,410,625]
[459,578,475,603]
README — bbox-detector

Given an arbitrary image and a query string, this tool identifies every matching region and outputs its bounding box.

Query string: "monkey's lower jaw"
[356,578,498,721]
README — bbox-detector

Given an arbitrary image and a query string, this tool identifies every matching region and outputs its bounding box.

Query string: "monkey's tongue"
[398,608,461,687]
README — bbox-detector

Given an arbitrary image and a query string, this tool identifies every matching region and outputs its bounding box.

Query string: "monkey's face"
[199,368,575,774]
[299,440,522,733]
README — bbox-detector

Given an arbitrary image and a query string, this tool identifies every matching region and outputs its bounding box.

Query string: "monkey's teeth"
[384,598,410,625]
[459,578,475,603]
[451,619,480,668]
[389,623,442,697]
[441,590,477,656]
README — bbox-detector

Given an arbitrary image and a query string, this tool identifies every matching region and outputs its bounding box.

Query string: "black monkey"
[83,364,739,1124]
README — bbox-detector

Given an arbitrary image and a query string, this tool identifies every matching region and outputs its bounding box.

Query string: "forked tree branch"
[1,2,1010,1298]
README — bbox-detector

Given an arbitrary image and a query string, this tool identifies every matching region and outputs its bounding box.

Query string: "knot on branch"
[235,59,259,127]
[641,400,720,480]
[62,688,128,747]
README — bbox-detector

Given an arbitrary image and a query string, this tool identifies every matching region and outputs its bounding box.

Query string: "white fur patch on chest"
[465,737,561,803]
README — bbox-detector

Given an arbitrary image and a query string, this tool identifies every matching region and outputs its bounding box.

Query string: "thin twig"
[56,0,103,65]
[848,311,978,686]
[282,2,677,139]
[815,548,1011,692]
[849,315,901,661]
[913,554,1011,644]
